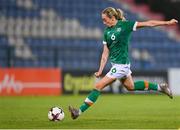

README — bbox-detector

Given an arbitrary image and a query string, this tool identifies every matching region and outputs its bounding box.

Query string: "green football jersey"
[103,20,136,64]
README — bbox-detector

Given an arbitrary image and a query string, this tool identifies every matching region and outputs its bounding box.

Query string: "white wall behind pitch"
[168,68,180,95]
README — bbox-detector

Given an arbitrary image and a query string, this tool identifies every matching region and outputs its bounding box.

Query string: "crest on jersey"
[117,28,121,32]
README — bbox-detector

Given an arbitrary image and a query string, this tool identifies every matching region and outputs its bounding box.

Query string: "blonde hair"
[102,7,126,21]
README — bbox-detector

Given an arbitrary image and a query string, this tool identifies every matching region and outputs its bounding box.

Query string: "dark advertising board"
[62,70,167,94]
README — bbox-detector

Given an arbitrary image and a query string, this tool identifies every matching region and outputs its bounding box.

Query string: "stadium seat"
[0,0,179,71]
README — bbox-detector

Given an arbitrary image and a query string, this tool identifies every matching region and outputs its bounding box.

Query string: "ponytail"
[102,7,126,21]
[115,8,126,21]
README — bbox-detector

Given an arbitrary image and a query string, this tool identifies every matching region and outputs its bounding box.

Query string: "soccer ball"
[48,107,65,121]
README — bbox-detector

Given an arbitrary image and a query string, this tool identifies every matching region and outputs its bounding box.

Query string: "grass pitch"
[0,94,180,129]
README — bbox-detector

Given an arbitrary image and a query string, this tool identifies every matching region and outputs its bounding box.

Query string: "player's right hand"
[94,71,102,78]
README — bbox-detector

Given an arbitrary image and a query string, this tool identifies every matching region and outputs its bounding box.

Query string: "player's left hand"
[168,19,178,25]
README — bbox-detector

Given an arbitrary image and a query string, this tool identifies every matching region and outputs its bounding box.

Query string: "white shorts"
[106,63,132,79]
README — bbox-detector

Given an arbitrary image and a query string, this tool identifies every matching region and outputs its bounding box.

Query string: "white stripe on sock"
[157,84,161,91]
[85,98,93,104]
[78,109,82,115]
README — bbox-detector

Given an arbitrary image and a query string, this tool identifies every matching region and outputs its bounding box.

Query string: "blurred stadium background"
[0,0,180,95]
[0,0,180,129]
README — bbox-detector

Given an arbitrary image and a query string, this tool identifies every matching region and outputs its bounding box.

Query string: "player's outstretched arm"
[136,19,178,29]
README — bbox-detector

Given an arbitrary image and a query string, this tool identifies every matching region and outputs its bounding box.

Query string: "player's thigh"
[95,76,116,90]
[121,75,134,90]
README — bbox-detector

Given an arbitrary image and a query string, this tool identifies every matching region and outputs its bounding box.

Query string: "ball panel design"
[48,107,65,121]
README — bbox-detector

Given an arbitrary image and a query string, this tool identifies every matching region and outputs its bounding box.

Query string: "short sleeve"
[124,21,137,32]
[103,31,107,44]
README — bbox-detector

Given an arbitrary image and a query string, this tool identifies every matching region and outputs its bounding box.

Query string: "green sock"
[134,81,158,91]
[79,89,100,113]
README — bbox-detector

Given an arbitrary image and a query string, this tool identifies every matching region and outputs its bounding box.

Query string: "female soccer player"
[69,7,178,119]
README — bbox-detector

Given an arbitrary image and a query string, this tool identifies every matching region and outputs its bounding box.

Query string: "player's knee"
[126,87,134,91]
[124,84,134,91]
[95,83,103,90]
